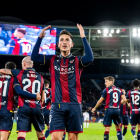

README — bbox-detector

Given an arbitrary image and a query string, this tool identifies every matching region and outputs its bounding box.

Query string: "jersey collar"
[60,53,73,58]
[26,67,35,71]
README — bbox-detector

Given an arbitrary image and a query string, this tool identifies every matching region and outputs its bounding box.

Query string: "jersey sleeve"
[11,69,21,77]
[31,37,53,65]
[79,37,94,67]
[9,39,16,46]
[101,89,107,98]
[126,91,130,99]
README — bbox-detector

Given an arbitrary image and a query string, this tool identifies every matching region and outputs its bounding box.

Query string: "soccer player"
[83,110,90,128]
[126,79,140,140]
[42,79,51,138]
[92,76,126,140]
[0,56,45,140]
[120,89,129,140]
[0,61,41,140]
[7,28,32,55]
[31,24,94,140]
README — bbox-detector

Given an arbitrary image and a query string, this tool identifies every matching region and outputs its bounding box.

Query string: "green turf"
[9,123,134,140]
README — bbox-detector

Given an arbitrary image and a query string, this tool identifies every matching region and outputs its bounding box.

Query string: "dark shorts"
[0,109,14,132]
[17,107,45,132]
[49,103,83,133]
[130,113,140,125]
[120,115,129,125]
[103,108,121,126]
[43,108,50,126]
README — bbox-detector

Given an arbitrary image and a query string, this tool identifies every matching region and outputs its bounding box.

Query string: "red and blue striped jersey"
[11,68,44,108]
[49,54,83,104]
[42,88,51,109]
[120,103,128,116]
[0,74,15,111]
[126,89,140,114]
[101,86,123,109]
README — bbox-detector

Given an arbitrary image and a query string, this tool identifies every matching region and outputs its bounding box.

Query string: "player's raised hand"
[36,93,41,100]
[77,23,85,38]
[92,108,96,113]
[39,25,51,38]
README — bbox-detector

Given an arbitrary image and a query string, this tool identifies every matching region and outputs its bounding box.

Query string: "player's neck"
[134,87,139,89]
[60,50,70,57]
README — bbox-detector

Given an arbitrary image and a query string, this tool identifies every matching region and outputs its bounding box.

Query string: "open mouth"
[63,46,67,49]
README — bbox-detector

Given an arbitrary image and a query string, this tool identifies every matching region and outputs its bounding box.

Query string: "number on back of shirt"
[21,43,31,53]
[0,81,8,97]
[22,79,41,94]
[113,92,118,103]
[131,95,140,105]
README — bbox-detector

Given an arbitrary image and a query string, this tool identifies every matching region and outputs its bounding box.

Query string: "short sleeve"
[101,89,107,98]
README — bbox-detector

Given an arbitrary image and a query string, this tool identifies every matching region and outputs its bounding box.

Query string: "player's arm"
[45,94,52,106]
[31,25,53,64]
[92,97,104,113]
[0,69,11,75]
[14,77,41,100]
[77,24,94,67]
[7,40,15,54]
[41,90,45,104]
[121,94,127,104]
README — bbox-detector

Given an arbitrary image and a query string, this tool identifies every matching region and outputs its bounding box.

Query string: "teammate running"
[126,79,140,140]
[0,56,45,140]
[31,24,94,140]
[92,76,126,140]
[120,89,129,140]
[0,61,41,140]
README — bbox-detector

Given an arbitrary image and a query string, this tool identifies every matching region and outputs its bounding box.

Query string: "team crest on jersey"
[69,60,74,63]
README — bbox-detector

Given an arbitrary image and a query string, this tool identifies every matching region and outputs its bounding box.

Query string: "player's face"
[105,80,113,87]
[17,32,24,39]
[58,34,74,52]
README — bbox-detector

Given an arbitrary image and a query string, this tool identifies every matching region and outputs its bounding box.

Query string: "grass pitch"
[9,123,134,140]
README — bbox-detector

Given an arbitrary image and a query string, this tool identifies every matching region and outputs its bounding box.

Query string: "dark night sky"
[1,0,140,26]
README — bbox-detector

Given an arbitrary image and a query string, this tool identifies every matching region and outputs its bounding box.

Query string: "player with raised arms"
[92,76,126,140]
[0,61,41,140]
[126,79,140,140]
[30,24,94,140]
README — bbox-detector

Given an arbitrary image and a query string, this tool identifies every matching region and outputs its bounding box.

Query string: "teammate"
[0,61,41,140]
[126,79,140,140]
[120,89,129,140]
[0,56,45,140]
[83,110,90,128]
[7,28,32,55]
[92,76,126,140]
[42,79,51,138]
[31,24,94,140]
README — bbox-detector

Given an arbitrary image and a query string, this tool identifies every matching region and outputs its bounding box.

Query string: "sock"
[123,127,127,136]
[62,132,66,140]
[45,129,50,138]
[17,137,25,140]
[87,122,89,128]
[38,137,45,140]
[131,128,136,136]
[117,129,122,140]
[138,130,140,140]
[84,122,86,128]
[104,131,109,140]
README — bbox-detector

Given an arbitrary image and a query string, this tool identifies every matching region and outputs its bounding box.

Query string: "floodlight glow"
[138,33,140,37]
[135,58,139,64]
[126,59,129,63]
[116,29,120,34]
[110,30,114,33]
[109,33,112,37]
[130,59,134,63]
[104,29,109,34]
[133,29,137,33]
[126,54,129,56]
[103,34,107,37]
[97,30,101,34]
[121,54,124,56]
[138,29,140,32]
[133,33,137,37]
[121,59,125,63]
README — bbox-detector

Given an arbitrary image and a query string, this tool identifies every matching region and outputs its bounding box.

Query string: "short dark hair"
[59,29,73,41]
[44,79,50,86]
[132,79,140,88]
[16,28,26,35]
[5,61,16,69]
